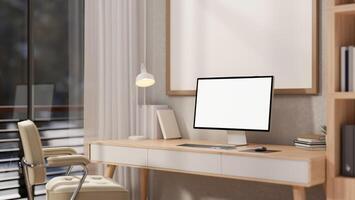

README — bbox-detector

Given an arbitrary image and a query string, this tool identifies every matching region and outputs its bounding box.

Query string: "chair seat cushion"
[46,175,129,200]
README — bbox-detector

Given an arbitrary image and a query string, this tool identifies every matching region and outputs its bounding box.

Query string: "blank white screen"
[194,77,273,131]
[171,0,313,91]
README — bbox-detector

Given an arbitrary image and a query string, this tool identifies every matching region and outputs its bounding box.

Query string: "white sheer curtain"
[84,0,142,199]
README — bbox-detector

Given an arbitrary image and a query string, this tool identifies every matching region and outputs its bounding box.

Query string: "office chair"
[18,120,129,200]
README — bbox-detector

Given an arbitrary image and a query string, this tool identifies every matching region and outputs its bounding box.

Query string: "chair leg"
[70,165,88,200]
[66,166,73,176]
[22,160,34,200]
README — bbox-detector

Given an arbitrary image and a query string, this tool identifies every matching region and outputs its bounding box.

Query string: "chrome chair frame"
[21,157,87,200]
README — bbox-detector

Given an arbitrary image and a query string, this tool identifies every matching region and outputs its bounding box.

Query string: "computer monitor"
[193,76,273,145]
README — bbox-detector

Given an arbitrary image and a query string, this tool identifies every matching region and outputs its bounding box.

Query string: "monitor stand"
[227,131,247,146]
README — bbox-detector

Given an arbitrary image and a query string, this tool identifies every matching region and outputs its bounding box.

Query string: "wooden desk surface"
[90,139,325,161]
[90,139,325,200]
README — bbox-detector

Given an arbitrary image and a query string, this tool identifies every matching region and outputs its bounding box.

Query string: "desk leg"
[104,164,117,178]
[140,168,149,200]
[292,186,306,200]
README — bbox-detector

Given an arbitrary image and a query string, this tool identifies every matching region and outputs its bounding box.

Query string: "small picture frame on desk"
[157,109,182,139]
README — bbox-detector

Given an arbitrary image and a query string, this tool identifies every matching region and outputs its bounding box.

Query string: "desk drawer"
[221,155,309,184]
[148,149,220,174]
[90,144,147,166]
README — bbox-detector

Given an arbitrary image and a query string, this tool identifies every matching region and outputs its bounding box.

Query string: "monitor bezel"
[193,76,274,132]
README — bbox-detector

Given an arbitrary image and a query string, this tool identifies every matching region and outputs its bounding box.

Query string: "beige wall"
[145,0,326,199]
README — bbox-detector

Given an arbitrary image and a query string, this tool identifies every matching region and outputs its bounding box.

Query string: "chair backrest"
[18,120,46,185]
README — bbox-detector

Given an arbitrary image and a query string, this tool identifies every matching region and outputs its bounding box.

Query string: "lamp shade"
[136,63,155,87]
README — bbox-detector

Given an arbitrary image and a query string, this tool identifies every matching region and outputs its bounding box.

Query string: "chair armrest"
[43,147,77,157]
[47,155,90,167]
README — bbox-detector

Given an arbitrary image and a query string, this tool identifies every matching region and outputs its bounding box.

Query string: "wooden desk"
[89,139,325,200]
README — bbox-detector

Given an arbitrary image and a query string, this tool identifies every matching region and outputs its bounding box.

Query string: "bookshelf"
[327,0,355,199]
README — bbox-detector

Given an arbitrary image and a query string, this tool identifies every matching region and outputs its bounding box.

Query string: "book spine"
[341,47,348,92]
[346,48,350,91]
[350,47,354,91]
[351,46,355,92]
[342,125,354,177]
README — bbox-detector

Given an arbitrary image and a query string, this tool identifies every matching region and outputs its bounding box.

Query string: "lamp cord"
[143,0,148,137]
[143,0,147,64]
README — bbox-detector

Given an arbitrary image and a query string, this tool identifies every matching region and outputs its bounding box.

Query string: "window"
[0,0,28,120]
[0,0,84,198]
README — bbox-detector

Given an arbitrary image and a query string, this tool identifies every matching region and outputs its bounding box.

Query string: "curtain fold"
[84,0,142,199]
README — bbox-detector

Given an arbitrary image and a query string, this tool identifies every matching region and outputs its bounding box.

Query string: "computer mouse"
[254,146,267,152]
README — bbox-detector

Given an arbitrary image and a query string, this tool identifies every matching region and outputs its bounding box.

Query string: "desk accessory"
[134,0,157,140]
[254,146,268,152]
[157,109,181,139]
[135,0,154,88]
[178,143,236,150]
[128,135,147,141]
[294,134,326,150]
[320,125,327,135]
[139,105,169,139]
[240,148,280,153]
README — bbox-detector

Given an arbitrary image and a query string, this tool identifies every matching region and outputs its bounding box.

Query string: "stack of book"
[294,134,326,150]
[341,46,355,92]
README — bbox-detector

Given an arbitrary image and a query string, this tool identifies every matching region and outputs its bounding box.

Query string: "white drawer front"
[221,155,309,184]
[90,144,147,166]
[148,149,220,174]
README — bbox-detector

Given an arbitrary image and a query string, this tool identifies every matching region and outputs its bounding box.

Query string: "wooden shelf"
[335,0,355,6]
[334,3,355,14]
[336,175,355,180]
[333,176,355,199]
[333,92,355,99]
[327,1,355,199]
